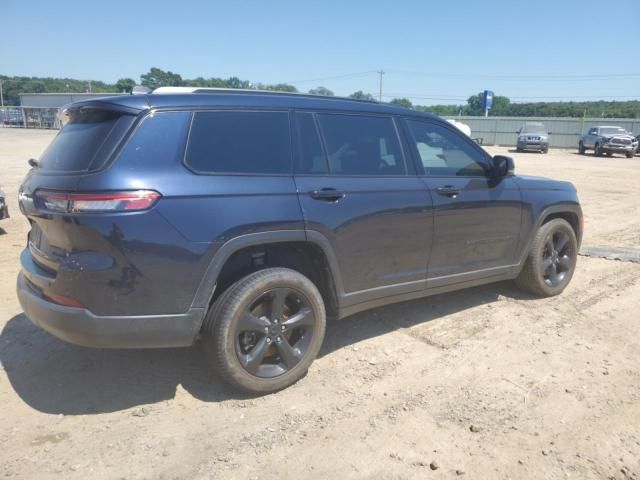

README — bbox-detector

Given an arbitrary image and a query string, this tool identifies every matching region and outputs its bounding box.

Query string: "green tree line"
[2,69,639,118]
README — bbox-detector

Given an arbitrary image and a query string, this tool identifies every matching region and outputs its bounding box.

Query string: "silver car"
[516,122,549,153]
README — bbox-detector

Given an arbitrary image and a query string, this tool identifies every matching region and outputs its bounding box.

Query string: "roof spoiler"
[57,96,151,124]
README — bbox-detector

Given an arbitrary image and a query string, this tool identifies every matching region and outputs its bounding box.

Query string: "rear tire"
[626,152,634,158]
[203,268,326,394]
[515,219,578,297]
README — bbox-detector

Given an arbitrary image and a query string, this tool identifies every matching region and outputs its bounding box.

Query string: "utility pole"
[377,69,385,102]
[0,79,4,107]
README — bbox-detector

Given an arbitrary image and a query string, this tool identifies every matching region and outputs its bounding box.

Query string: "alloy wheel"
[234,287,315,378]
[541,230,573,287]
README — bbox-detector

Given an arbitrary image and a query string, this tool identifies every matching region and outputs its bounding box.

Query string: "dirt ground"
[1,128,639,479]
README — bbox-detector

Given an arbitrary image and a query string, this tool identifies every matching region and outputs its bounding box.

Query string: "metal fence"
[3,107,640,148]
[446,116,640,148]
[0,106,62,129]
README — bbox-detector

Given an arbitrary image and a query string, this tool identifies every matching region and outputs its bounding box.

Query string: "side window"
[316,113,406,176]
[185,111,291,174]
[295,112,328,174]
[588,128,597,135]
[406,120,490,177]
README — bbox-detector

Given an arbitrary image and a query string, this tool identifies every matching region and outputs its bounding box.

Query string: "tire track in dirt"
[571,264,640,310]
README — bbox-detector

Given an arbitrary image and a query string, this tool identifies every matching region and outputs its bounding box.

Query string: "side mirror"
[492,155,515,178]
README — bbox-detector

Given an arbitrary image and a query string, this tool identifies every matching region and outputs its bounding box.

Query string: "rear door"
[293,111,433,306]
[403,118,522,285]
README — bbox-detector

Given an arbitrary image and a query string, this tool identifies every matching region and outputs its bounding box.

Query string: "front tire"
[204,268,326,394]
[515,219,578,297]
[594,143,603,157]
[578,141,586,154]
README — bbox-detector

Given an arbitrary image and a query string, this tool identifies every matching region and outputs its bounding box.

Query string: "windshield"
[520,123,547,134]
[599,127,627,136]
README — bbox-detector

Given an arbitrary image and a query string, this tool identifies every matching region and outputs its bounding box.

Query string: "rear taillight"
[34,190,161,213]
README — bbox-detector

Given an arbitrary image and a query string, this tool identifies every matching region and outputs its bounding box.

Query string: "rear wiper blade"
[28,158,39,168]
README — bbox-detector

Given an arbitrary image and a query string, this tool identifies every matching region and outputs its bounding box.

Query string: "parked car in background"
[446,119,471,137]
[516,122,549,153]
[636,135,640,156]
[0,187,8,220]
[17,89,583,393]
[579,126,638,158]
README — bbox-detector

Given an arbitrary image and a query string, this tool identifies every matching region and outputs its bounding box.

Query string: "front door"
[403,118,522,286]
[293,112,433,305]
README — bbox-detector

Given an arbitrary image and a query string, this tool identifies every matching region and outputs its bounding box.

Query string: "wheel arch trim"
[190,230,345,310]
[517,203,583,266]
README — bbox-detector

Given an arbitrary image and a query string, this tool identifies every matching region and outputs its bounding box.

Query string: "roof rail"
[151,86,379,104]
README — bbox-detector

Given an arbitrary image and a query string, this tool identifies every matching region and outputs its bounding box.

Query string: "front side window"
[316,114,405,175]
[407,120,490,177]
[185,111,291,174]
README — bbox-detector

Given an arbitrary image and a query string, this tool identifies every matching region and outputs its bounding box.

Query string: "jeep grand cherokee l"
[17,89,583,393]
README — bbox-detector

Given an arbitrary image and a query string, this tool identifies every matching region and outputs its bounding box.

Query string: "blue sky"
[2,0,639,105]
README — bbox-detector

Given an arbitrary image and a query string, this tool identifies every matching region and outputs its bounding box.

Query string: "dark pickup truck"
[17,89,583,393]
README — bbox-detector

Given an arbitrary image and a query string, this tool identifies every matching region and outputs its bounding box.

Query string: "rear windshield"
[39,109,126,172]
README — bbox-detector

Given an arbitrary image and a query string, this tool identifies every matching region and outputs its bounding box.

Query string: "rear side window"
[39,109,130,172]
[316,114,406,175]
[185,111,291,174]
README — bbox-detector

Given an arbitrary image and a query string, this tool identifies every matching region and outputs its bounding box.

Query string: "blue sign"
[483,90,494,110]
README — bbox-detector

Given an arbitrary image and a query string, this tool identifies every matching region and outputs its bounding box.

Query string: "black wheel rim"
[541,230,573,287]
[234,288,315,378]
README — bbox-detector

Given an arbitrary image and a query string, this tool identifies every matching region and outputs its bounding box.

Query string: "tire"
[578,141,586,154]
[515,218,578,297]
[626,152,634,158]
[203,268,326,394]
[594,143,602,157]
[541,148,548,154]
[606,152,613,157]
[516,147,523,152]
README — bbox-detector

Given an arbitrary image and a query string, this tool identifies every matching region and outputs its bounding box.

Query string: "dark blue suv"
[17,90,583,393]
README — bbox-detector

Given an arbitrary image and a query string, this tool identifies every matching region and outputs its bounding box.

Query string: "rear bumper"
[17,271,205,348]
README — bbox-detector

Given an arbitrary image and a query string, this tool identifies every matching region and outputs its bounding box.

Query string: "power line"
[386,70,640,80]
[283,70,378,85]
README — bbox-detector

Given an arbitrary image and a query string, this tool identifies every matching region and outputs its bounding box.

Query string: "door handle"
[435,186,460,198]
[309,188,345,202]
